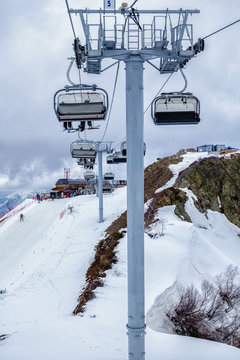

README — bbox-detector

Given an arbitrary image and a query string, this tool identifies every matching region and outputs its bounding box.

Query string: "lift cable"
[143,72,173,115]
[202,18,240,40]
[65,0,77,40]
[113,70,173,152]
[113,136,126,153]
[127,0,139,9]
[129,7,142,30]
[100,61,120,142]
[121,0,142,34]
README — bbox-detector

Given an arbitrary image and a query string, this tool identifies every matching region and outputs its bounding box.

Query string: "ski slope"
[0,153,240,359]
[0,199,70,287]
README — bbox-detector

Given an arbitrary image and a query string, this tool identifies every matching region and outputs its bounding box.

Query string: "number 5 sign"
[104,0,115,10]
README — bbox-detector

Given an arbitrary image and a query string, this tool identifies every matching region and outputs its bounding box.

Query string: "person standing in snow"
[20,213,25,222]
[68,205,73,213]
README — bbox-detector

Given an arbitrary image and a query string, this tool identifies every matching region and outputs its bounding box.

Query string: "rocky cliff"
[145,152,240,229]
[176,153,240,227]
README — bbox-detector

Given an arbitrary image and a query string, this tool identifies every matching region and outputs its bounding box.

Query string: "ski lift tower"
[65,1,203,358]
[96,141,113,222]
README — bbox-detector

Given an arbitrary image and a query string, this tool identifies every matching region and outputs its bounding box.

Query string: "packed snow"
[0,151,240,359]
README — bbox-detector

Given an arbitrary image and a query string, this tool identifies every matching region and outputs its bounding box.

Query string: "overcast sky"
[0,0,239,192]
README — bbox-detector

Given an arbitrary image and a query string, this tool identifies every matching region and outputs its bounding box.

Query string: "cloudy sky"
[0,0,239,192]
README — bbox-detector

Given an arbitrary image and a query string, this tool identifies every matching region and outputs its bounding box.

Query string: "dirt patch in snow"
[105,211,127,235]
[73,231,126,315]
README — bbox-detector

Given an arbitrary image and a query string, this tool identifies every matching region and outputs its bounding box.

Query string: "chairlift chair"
[70,141,97,159]
[120,141,146,156]
[104,172,114,180]
[103,181,112,193]
[84,171,95,181]
[106,154,114,164]
[112,151,127,163]
[54,85,109,124]
[152,93,200,125]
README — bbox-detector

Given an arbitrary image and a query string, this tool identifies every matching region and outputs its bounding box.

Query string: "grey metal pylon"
[96,141,113,223]
[125,57,146,359]
[97,148,103,222]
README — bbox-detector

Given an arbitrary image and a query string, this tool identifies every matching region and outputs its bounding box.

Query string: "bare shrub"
[166,265,240,347]
[0,334,8,341]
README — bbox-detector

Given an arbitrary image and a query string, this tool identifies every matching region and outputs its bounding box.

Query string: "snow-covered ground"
[1,152,240,359]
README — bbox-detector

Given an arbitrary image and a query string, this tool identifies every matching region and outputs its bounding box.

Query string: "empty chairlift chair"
[103,181,112,193]
[112,151,127,163]
[152,93,200,125]
[120,141,146,156]
[106,155,114,164]
[84,171,95,181]
[104,172,114,180]
[70,141,97,159]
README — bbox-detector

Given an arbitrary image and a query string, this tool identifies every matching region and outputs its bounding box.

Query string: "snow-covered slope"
[0,152,240,359]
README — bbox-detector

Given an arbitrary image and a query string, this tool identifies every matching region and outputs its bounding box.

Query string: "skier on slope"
[20,213,25,222]
[68,204,73,213]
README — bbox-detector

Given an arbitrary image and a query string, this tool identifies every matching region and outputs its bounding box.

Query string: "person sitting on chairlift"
[80,121,85,132]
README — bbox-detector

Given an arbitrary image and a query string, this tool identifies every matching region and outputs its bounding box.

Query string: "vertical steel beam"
[96,175,99,197]
[98,150,104,223]
[125,57,146,360]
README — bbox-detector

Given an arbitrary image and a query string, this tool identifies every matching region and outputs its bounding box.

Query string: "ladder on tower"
[128,20,140,50]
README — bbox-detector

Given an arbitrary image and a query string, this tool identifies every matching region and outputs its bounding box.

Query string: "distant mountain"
[0,191,33,217]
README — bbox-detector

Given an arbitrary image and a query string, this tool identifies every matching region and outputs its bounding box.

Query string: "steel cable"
[202,18,240,40]
[101,61,120,142]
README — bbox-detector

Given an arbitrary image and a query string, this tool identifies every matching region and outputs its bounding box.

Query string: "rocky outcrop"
[145,187,191,227]
[144,148,195,202]
[177,154,240,227]
[106,149,194,233]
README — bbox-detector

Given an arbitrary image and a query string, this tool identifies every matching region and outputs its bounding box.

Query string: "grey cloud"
[0,0,240,191]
